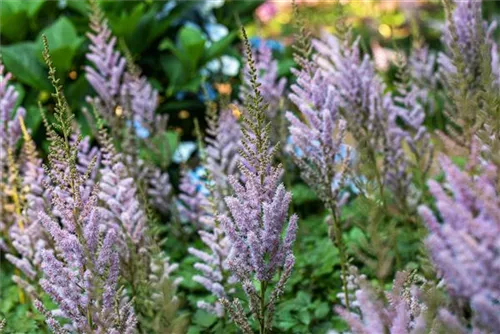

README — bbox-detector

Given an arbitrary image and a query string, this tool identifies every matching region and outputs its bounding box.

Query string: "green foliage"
[35,17,83,75]
[2,43,51,91]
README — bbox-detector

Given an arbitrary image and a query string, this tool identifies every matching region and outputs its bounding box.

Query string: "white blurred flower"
[205,23,228,42]
[205,56,240,77]
[173,142,197,163]
[220,56,239,76]
[199,0,225,14]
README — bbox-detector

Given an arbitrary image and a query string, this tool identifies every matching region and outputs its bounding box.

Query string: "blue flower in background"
[198,82,217,102]
[265,39,284,53]
[175,91,186,101]
[173,141,197,163]
[187,166,212,196]
[249,37,284,53]
[126,120,150,139]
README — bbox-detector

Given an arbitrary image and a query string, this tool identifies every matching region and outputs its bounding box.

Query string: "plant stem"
[328,203,350,310]
[260,281,268,334]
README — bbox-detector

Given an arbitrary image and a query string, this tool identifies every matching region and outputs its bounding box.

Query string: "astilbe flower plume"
[218,28,298,334]
[0,61,26,247]
[408,43,437,115]
[92,116,186,333]
[85,1,173,215]
[85,1,155,127]
[313,31,415,206]
[286,39,352,307]
[188,104,241,318]
[98,129,147,249]
[336,271,433,334]
[0,61,25,167]
[34,37,136,333]
[204,103,241,213]
[240,41,287,146]
[5,118,51,296]
[391,55,434,207]
[438,0,496,92]
[240,42,287,119]
[418,156,500,332]
[177,168,210,227]
[437,0,500,157]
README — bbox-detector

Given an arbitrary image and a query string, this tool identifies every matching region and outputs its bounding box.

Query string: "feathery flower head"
[36,36,136,333]
[336,270,432,334]
[418,156,500,332]
[221,28,297,283]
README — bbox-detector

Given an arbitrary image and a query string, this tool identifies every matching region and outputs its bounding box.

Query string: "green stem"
[329,203,350,311]
[260,281,268,334]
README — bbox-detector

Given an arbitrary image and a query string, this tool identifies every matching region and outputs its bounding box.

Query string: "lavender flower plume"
[205,105,241,213]
[5,118,50,293]
[85,2,158,129]
[98,139,147,247]
[336,271,432,334]
[187,104,240,317]
[418,156,500,332]
[85,3,174,216]
[0,61,26,242]
[240,41,287,120]
[313,32,415,206]
[286,58,349,207]
[219,28,298,333]
[438,0,496,91]
[36,36,136,333]
[177,168,210,227]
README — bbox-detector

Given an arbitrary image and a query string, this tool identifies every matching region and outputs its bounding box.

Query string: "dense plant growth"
[1,0,500,333]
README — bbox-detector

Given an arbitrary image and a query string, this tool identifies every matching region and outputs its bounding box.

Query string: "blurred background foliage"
[2,1,500,333]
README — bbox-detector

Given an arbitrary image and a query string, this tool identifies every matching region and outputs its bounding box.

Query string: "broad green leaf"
[192,309,217,327]
[161,55,183,96]
[202,30,238,63]
[66,0,88,15]
[36,17,83,74]
[314,302,330,319]
[1,42,51,90]
[108,3,145,41]
[24,105,43,135]
[0,3,28,42]
[178,26,206,71]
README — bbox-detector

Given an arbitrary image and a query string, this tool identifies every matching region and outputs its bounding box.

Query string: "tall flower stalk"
[218,28,298,334]
[35,36,136,333]
[188,101,241,318]
[84,0,173,215]
[418,155,500,332]
[286,28,351,307]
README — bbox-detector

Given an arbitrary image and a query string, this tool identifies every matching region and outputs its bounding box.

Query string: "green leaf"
[314,302,330,319]
[0,3,28,42]
[107,3,146,40]
[178,26,206,71]
[66,0,88,15]
[1,43,51,90]
[298,309,311,325]
[36,16,83,74]
[161,55,183,96]
[192,309,217,328]
[24,106,43,135]
[292,183,318,205]
[202,30,238,63]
